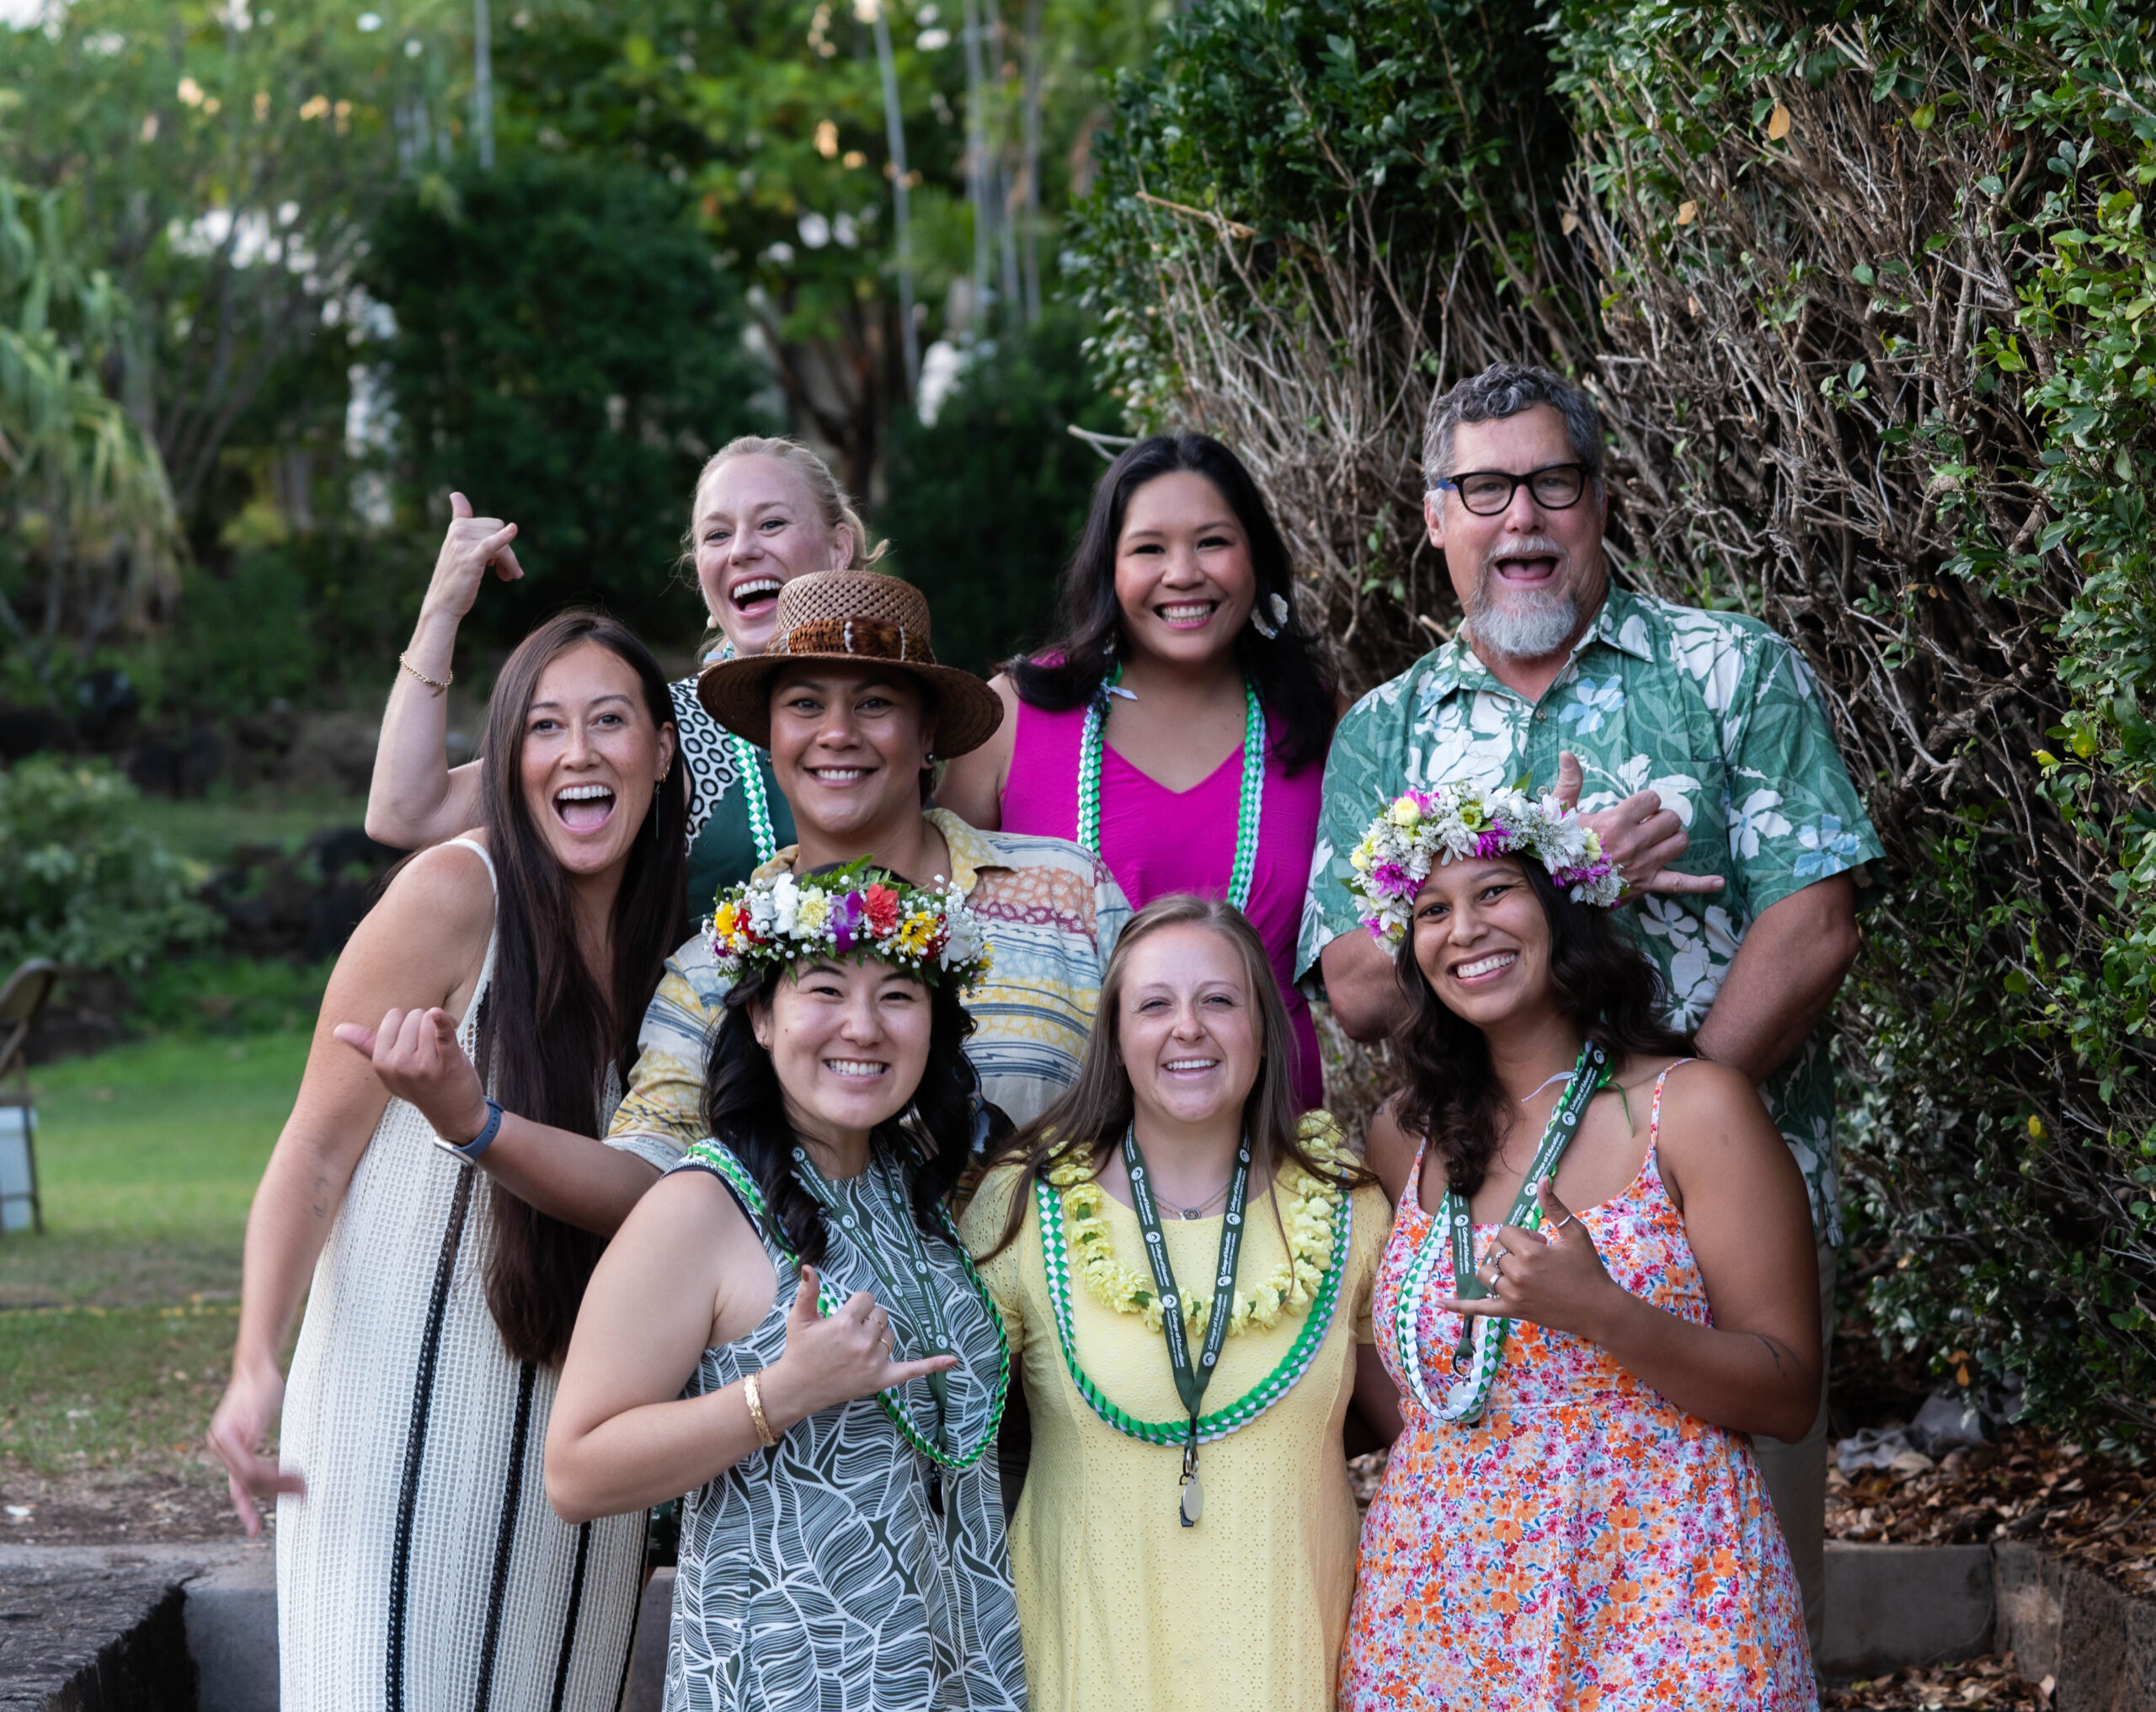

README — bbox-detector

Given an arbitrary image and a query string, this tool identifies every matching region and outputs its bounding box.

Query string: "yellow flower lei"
[1046,1113,1349,1339]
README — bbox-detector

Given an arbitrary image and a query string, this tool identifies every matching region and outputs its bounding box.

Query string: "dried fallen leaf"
[1677,200,1698,227]
[1768,102,1792,141]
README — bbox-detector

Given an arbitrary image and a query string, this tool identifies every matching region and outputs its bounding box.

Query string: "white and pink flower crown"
[710,857,993,992]
[1346,782,1623,945]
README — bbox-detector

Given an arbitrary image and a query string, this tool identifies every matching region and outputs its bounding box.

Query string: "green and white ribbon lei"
[1391,1040,1610,1426]
[706,637,779,862]
[1033,1164,1353,1447]
[729,734,779,862]
[1076,668,1265,911]
[686,1139,1009,1470]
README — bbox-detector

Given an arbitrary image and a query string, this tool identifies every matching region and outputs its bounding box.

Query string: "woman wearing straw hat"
[366,437,879,907]
[604,568,1131,1181]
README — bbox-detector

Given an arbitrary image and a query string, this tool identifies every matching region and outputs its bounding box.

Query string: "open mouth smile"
[804,765,876,787]
[729,575,783,614]
[554,781,616,833]
[1154,599,1219,629]
[1451,951,1518,983]
[1490,553,1561,586]
[1162,1056,1220,1075]
[823,1059,889,1080]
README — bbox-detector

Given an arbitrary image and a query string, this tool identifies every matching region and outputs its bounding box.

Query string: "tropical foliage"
[1073,0,2156,1443]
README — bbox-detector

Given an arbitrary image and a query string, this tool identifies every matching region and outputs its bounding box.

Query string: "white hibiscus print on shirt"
[1726,787,1792,859]
[1632,898,1742,1027]
[1561,675,1626,737]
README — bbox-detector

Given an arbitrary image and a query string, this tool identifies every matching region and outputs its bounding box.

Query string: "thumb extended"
[451,490,473,520]
[1554,750,1584,811]
[787,1266,822,1325]
[1534,1176,1576,1238]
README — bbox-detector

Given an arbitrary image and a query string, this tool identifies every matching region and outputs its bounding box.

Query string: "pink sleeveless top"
[1001,693,1326,1109]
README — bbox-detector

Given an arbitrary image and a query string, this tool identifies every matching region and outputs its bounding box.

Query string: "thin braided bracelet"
[398,651,452,692]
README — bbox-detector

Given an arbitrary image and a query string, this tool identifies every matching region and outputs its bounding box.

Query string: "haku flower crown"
[1346,781,1623,943]
[710,857,992,991]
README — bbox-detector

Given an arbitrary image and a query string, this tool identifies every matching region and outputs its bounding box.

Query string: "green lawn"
[130,787,370,866]
[0,1031,307,1484]
[0,1031,309,1309]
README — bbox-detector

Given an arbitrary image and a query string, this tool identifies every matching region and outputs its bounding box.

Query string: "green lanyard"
[790,1147,955,1445]
[1121,1125,1251,1528]
[685,1139,1010,1480]
[1393,1039,1609,1426]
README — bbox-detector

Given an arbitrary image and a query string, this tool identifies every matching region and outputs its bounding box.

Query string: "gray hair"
[1422,362,1605,493]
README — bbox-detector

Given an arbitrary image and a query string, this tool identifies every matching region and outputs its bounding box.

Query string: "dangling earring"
[1250,592,1290,641]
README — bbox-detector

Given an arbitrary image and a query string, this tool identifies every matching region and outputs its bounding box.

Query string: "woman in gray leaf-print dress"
[545,865,1025,1712]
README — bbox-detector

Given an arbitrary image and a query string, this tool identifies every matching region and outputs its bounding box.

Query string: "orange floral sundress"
[1341,1068,1815,1710]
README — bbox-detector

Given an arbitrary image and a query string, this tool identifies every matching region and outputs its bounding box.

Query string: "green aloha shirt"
[1298,583,1882,1245]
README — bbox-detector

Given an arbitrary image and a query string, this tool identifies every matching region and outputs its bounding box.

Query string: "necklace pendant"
[1179,1472,1203,1528]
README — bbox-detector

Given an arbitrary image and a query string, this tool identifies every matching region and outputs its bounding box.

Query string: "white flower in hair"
[1344,781,1624,945]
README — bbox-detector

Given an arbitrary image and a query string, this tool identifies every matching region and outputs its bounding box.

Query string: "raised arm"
[205,843,495,1533]
[365,493,526,850]
[547,1169,955,1522]
[934,673,1021,830]
[1443,1059,1820,1441]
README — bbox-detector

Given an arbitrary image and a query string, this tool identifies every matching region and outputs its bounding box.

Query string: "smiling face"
[1111,471,1258,669]
[517,641,675,878]
[1409,855,1558,1029]
[1114,921,1263,1133]
[753,958,932,1154]
[692,455,854,656]
[766,664,936,844]
[1425,404,1608,664]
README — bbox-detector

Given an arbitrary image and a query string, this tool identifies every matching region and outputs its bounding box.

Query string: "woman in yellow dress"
[961,893,1397,1712]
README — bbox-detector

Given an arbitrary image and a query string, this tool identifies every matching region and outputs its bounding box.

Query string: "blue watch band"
[439,1096,504,1165]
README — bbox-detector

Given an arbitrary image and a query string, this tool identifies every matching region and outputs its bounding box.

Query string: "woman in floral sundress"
[1336,783,1818,1710]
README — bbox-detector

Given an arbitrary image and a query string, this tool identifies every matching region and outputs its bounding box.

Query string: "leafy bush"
[1069,0,1578,685]
[881,312,1127,677]
[361,152,771,654]
[129,952,334,1037]
[0,756,217,974]
[1071,0,2156,1442]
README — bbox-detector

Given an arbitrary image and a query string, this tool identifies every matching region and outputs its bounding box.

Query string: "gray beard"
[1466,584,1580,661]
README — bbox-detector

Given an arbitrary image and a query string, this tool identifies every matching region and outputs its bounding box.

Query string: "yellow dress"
[960,1131,1388,1712]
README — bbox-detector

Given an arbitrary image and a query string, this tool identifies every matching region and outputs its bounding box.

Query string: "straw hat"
[696,571,1004,756]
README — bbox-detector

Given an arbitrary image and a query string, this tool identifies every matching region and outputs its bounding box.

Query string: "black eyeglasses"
[1435,463,1592,516]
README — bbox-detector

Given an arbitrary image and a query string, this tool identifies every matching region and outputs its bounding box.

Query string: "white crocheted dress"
[276,839,644,1712]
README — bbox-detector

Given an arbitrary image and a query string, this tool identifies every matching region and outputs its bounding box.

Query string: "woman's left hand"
[333,1006,489,1144]
[1435,1179,1625,1341]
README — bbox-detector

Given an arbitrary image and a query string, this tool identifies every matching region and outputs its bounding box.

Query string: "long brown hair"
[1391,858,1691,1201]
[976,893,1365,1261]
[477,611,689,1365]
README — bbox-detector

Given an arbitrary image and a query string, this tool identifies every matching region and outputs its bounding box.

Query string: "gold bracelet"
[742,1372,778,1448]
[398,650,453,692]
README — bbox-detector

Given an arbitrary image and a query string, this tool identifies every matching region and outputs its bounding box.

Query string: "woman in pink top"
[939,433,1336,1109]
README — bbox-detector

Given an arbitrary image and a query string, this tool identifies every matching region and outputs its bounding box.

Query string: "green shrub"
[881,312,1127,678]
[1070,0,2156,1442]
[0,756,218,975]
[128,952,334,1037]
[361,152,771,655]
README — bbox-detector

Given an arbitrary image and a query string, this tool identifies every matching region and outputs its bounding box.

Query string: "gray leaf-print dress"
[664,1143,1027,1712]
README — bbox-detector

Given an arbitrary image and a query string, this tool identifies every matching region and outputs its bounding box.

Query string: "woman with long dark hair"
[960,894,1392,1712]
[1335,783,1817,1709]
[208,611,687,1710]
[938,434,1336,1109]
[546,865,1025,1711]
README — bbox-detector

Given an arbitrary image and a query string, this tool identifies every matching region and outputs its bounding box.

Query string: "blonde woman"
[366,436,876,905]
[960,894,1396,1712]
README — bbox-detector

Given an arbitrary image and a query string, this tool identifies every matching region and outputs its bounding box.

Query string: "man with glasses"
[1299,360,1879,1650]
